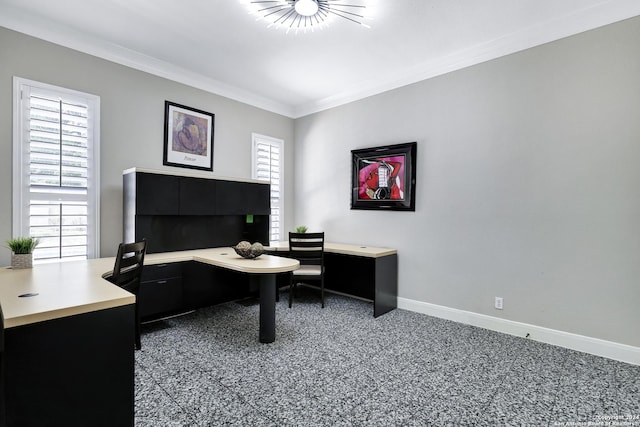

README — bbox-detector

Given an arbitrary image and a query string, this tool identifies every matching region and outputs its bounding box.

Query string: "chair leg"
[134,304,141,350]
[321,276,325,308]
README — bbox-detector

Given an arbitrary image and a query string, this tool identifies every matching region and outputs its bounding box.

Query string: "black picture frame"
[351,142,417,211]
[163,101,215,171]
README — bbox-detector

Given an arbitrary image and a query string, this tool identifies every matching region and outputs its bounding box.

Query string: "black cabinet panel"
[139,277,183,319]
[142,263,183,282]
[323,253,376,300]
[246,182,271,214]
[136,173,179,215]
[216,180,248,214]
[182,261,251,310]
[5,306,134,426]
[134,214,269,254]
[179,176,217,215]
[123,170,269,252]
[139,262,185,320]
[216,180,270,215]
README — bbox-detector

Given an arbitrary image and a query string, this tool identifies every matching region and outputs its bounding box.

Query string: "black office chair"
[288,232,325,308]
[109,240,146,350]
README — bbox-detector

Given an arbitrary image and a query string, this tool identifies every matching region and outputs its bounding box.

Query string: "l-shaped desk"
[0,243,396,426]
[0,248,298,427]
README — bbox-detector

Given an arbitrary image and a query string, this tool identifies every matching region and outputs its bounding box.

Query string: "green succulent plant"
[7,237,39,254]
[295,225,308,233]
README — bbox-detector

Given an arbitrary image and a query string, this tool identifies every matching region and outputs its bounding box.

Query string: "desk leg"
[258,274,276,343]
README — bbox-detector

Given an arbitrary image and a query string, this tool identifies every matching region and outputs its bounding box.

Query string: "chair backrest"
[289,232,324,267]
[110,240,146,294]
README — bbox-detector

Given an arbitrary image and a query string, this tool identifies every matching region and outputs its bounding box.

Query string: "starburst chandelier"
[246,0,370,32]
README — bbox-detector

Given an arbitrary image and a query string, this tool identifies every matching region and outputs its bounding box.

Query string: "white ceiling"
[2,0,640,118]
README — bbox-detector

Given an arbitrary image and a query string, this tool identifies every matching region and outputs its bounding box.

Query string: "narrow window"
[252,133,283,243]
[13,77,100,262]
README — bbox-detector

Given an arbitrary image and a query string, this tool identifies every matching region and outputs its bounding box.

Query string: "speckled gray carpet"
[134,288,640,426]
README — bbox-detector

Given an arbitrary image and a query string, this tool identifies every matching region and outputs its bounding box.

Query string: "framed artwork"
[351,142,417,211]
[163,101,215,171]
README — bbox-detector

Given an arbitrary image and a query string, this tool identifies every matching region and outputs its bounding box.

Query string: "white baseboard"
[397,297,640,366]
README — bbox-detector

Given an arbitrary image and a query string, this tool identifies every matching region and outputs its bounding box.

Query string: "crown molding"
[292,0,640,118]
[3,1,640,120]
[0,6,295,118]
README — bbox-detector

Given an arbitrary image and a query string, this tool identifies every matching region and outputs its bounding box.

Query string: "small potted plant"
[7,237,39,269]
[295,225,308,233]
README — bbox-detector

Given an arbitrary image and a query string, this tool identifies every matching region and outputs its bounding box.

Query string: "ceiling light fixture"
[246,0,370,32]
[294,0,319,16]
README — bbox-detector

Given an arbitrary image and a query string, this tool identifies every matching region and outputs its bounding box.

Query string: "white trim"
[252,133,284,243]
[3,1,640,118]
[90,97,101,258]
[0,7,294,118]
[12,76,101,259]
[398,297,640,366]
[295,1,640,117]
[12,77,26,238]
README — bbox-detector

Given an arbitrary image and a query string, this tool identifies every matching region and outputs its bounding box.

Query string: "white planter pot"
[11,253,33,269]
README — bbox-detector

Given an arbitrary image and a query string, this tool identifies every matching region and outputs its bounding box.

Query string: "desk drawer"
[139,277,183,319]
[142,262,183,281]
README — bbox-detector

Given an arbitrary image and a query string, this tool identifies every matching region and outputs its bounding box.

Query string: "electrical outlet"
[494,297,503,310]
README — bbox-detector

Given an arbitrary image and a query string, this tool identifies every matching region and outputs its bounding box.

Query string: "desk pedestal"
[324,252,398,317]
[4,305,134,427]
[256,274,276,343]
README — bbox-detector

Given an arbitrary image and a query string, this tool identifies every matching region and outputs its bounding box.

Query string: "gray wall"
[2,17,639,348]
[294,17,640,347]
[0,27,295,266]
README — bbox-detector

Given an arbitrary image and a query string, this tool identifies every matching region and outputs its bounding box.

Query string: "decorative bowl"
[233,241,264,259]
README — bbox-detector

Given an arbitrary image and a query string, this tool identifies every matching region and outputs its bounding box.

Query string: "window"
[13,77,100,262]
[252,133,283,243]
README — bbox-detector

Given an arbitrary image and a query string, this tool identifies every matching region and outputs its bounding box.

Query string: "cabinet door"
[216,180,270,215]
[245,182,271,215]
[182,261,251,309]
[215,180,247,215]
[139,263,184,320]
[139,278,183,320]
[136,173,180,215]
[179,176,217,215]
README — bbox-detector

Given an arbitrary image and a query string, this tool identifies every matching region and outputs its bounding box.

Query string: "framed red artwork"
[351,142,416,211]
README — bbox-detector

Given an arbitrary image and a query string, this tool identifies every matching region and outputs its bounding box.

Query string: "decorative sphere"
[233,241,264,259]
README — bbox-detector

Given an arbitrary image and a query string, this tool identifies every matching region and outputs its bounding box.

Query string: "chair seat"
[292,265,323,276]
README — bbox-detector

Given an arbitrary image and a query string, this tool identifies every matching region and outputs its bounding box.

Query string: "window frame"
[251,133,284,243]
[12,76,101,261]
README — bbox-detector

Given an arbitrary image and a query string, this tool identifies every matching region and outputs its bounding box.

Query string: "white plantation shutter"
[252,134,283,243]
[13,78,100,262]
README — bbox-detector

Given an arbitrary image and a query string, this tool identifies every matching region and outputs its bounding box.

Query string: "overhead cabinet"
[178,177,270,215]
[134,172,180,215]
[126,170,270,217]
[123,168,270,253]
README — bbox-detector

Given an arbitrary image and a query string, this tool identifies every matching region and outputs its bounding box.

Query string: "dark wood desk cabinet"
[268,243,398,318]
[5,305,135,427]
[324,252,398,318]
[139,261,254,322]
[139,262,184,319]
